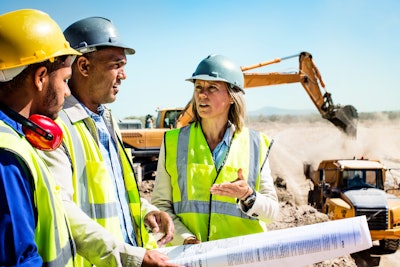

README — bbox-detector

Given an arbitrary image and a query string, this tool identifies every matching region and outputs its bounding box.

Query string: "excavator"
[176,51,358,137]
[121,52,358,180]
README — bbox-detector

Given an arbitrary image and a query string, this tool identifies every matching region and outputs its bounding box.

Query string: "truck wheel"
[308,188,322,210]
[379,239,399,253]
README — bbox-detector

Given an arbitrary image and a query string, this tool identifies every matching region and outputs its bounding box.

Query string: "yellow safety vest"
[56,108,157,266]
[165,123,271,241]
[0,122,75,266]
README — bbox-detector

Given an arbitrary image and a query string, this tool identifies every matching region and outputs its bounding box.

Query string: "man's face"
[85,47,127,106]
[38,56,73,120]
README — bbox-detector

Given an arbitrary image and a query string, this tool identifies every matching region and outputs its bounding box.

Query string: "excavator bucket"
[323,104,358,138]
[296,52,358,138]
[241,52,359,138]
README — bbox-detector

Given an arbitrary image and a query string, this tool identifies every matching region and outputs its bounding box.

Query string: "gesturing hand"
[209,168,253,200]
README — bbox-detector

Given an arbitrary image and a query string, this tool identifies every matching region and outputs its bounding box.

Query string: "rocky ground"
[138,113,400,266]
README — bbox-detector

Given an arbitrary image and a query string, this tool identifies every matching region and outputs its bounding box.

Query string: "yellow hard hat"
[0,9,81,81]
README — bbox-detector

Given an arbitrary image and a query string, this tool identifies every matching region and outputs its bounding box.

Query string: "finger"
[158,229,174,246]
[146,212,160,232]
[236,168,244,181]
[162,217,174,237]
[158,212,175,245]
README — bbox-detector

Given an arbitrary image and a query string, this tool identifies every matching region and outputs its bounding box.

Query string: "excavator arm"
[242,52,358,136]
[177,52,358,137]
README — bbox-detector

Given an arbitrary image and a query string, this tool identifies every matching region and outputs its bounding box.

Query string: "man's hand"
[183,236,201,245]
[209,168,253,200]
[144,211,174,246]
[142,250,180,267]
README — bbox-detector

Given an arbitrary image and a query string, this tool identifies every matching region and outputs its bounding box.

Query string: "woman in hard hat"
[152,54,279,245]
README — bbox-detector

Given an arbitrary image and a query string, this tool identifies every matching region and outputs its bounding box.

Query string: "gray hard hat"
[186,54,244,93]
[63,17,135,54]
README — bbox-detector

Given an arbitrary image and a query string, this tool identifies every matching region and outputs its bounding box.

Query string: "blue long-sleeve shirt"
[0,111,43,266]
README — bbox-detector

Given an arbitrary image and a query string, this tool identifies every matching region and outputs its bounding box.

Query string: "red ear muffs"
[23,114,63,151]
[0,103,62,151]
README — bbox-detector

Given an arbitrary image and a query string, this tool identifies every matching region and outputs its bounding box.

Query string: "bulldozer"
[121,52,358,180]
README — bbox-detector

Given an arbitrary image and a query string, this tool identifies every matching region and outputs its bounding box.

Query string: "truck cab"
[155,108,183,129]
[306,159,400,253]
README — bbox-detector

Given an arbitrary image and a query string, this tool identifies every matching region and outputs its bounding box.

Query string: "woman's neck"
[201,119,228,150]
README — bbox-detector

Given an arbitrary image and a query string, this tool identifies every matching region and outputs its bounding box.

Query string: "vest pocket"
[86,160,115,203]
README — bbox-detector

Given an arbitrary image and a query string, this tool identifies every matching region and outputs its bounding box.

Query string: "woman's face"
[193,80,232,121]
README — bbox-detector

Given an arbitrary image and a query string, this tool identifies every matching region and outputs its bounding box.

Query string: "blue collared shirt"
[212,124,233,171]
[83,104,136,246]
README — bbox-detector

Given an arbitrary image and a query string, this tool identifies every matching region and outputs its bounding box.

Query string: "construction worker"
[40,17,178,267]
[0,9,81,266]
[145,114,154,128]
[152,54,279,245]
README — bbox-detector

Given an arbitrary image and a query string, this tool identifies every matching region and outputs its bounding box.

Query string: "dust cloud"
[250,114,400,205]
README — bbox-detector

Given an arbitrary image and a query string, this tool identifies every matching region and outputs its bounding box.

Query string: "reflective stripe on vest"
[57,112,118,219]
[174,125,260,217]
[57,110,157,251]
[166,123,270,241]
[0,123,74,266]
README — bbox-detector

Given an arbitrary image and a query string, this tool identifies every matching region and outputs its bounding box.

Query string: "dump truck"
[305,158,400,253]
[121,52,358,180]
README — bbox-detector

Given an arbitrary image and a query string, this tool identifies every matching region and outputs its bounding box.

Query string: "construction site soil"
[139,113,400,267]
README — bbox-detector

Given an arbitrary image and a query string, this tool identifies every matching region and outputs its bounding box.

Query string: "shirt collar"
[222,121,235,146]
[0,109,24,135]
[81,103,105,118]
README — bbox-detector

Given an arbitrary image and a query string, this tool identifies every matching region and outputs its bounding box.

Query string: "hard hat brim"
[186,74,245,94]
[74,42,135,55]
[185,74,228,83]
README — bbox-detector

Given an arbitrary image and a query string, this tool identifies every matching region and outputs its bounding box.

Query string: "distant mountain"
[247,106,316,116]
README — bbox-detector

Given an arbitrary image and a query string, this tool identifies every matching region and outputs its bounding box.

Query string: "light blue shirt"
[84,104,137,246]
[212,124,233,171]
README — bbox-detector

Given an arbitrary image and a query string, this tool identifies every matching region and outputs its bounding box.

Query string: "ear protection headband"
[0,104,62,151]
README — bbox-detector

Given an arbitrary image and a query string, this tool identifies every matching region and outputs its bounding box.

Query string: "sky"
[1,0,399,120]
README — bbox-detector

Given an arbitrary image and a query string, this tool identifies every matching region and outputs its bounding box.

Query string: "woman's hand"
[209,168,253,200]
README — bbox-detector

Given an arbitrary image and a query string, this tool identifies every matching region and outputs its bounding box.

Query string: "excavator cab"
[242,52,358,137]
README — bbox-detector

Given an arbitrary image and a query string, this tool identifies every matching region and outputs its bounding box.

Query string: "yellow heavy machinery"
[241,51,357,136]
[121,52,358,179]
[305,158,400,253]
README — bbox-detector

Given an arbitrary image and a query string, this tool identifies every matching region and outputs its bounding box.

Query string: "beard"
[42,83,62,120]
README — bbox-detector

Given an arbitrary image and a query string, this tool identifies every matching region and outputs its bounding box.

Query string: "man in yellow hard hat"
[0,9,80,266]
[40,17,178,267]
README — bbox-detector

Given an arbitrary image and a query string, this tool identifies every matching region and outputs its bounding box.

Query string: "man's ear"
[76,56,90,76]
[34,66,48,92]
